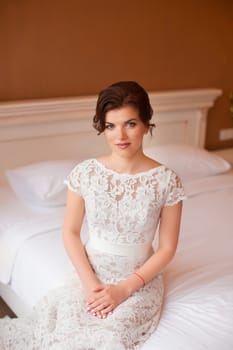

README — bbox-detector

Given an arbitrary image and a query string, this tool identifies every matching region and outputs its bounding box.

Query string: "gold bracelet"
[133,272,145,287]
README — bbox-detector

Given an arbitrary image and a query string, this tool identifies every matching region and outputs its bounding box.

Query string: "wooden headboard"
[0,89,221,185]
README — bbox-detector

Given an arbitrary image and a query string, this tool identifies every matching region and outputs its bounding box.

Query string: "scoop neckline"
[92,158,165,177]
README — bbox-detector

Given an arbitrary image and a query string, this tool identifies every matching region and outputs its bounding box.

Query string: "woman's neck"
[103,152,147,174]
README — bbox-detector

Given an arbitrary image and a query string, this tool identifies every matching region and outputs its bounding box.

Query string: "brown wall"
[0,0,233,149]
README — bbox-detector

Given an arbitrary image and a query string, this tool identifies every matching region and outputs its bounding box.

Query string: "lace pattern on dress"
[0,158,185,350]
[65,159,186,247]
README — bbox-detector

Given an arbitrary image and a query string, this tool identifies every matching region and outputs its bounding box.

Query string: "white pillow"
[144,144,231,182]
[5,160,79,207]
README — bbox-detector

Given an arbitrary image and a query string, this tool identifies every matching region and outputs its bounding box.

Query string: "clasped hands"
[85,283,127,319]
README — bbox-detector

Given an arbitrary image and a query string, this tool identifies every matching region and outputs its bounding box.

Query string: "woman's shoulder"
[70,158,97,172]
[145,156,180,176]
[143,156,162,171]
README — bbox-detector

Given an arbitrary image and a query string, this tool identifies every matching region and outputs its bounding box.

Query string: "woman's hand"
[86,284,128,319]
[83,284,104,319]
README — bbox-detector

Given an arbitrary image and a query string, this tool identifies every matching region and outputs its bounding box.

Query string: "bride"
[0,81,185,349]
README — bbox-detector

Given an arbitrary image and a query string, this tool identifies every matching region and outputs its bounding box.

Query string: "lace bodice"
[65,159,185,250]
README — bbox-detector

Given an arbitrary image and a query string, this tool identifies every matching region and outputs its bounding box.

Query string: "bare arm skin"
[63,190,103,303]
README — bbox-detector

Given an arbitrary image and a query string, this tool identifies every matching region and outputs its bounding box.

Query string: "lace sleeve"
[64,163,82,196]
[164,170,186,206]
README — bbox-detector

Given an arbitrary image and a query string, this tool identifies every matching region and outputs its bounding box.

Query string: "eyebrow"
[105,118,138,124]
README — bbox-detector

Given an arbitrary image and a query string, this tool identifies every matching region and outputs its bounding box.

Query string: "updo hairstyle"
[93,81,155,134]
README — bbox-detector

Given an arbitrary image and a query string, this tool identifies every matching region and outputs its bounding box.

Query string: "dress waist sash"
[86,236,153,258]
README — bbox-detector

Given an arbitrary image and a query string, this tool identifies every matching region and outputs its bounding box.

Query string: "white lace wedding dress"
[0,159,185,350]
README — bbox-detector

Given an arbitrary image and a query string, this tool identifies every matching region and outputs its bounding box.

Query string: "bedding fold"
[184,173,233,197]
[0,210,64,284]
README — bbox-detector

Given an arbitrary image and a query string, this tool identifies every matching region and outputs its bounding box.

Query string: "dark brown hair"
[93,81,155,134]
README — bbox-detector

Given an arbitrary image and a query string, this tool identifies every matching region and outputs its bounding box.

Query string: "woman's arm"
[63,190,102,296]
[87,201,183,316]
[121,201,183,295]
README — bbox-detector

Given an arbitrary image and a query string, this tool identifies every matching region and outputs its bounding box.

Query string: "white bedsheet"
[0,213,64,284]
[183,172,233,197]
[1,174,233,349]
[0,187,87,284]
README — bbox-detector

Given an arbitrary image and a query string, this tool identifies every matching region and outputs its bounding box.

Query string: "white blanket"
[0,211,64,283]
[183,173,233,197]
[0,187,89,284]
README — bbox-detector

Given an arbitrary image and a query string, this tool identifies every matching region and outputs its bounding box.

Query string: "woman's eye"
[127,121,136,128]
[105,124,114,130]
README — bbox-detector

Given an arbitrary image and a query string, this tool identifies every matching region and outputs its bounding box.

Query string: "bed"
[0,88,233,349]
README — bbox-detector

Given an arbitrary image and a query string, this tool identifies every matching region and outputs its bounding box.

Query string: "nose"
[116,126,127,140]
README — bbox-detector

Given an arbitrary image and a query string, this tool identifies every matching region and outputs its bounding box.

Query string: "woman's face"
[104,105,148,158]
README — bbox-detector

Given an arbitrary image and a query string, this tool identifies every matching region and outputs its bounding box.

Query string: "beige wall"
[0,0,232,149]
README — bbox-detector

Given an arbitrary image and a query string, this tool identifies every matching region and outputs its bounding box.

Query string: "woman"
[0,81,185,349]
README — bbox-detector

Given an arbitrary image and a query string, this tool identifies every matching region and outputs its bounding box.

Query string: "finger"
[94,306,114,319]
[100,304,114,316]
[90,308,107,319]
[90,301,111,313]
[87,292,106,306]
[89,301,109,315]
[87,295,106,309]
